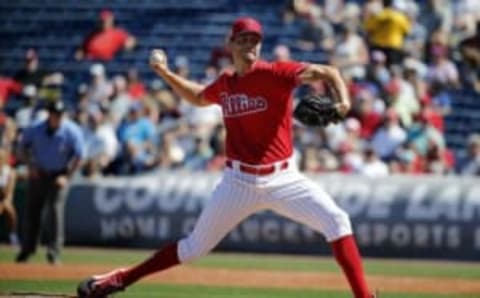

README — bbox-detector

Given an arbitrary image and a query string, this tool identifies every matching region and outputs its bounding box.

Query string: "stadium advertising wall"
[66,172,480,260]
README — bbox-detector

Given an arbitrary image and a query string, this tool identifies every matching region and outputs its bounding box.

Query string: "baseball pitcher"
[78,17,375,298]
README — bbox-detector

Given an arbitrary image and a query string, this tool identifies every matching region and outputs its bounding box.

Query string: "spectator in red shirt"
[419,98,444,132]
[75,10,136,61]
[0,77,22,108]
[356,97,382,139]
[126,68,146,100]
[425,141,452,175]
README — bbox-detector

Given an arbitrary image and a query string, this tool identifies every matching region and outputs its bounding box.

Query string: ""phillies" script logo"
[220,92,268,117]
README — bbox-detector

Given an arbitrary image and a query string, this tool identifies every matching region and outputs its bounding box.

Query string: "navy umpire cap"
[46,100,66,113]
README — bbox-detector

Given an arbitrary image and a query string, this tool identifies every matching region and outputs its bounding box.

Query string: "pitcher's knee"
[324,209,353,242]
[177,235,211,264]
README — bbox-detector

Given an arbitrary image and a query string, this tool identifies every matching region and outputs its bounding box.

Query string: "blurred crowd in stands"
[1,0,480,179]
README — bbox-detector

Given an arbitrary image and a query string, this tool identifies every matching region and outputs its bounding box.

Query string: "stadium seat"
[0,0,478,158]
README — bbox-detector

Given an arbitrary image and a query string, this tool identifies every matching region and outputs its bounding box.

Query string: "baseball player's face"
[231,32,261,64]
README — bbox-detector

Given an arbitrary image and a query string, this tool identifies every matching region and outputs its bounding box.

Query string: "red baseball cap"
[230,17,263,41]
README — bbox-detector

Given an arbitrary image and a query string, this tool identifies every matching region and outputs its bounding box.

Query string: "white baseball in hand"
[150,49,166,66]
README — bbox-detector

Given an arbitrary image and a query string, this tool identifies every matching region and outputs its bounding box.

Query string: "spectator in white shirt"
[387,69,420,128]
[426,44,460,88]
[83,106,119,177]
[87,63,113,106]
[331,22,369,80]
[109,75,133,128]
[359,147,390,177]
[371,110,407,160]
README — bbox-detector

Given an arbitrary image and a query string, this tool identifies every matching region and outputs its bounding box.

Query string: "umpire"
[15,100,85,264]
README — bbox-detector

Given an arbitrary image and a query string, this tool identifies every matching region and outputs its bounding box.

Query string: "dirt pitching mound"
[2,263,480,295]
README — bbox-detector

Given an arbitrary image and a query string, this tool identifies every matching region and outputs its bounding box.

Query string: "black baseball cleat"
[15,251,31,263]
[46,251,61,266]
[77,268,127,298]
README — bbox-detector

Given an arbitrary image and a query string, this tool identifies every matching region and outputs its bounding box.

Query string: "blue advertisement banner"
[65,172,480,260]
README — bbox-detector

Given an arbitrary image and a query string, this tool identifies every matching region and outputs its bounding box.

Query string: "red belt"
[225,160,289,176]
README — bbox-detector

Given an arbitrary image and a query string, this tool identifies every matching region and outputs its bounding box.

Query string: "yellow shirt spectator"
[365,8,411,49]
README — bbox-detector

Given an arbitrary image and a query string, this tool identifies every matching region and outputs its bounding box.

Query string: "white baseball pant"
[178,158,352,263]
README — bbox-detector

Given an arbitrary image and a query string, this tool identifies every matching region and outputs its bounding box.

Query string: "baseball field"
[0,246,479,297]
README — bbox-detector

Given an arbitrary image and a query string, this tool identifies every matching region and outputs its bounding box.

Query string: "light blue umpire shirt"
[20,118,86,172]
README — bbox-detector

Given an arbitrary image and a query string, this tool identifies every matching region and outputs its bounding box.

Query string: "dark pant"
[20,174,67,259]
[371,46,404,66]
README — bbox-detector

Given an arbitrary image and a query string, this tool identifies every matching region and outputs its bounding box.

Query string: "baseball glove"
[293,94,344,127]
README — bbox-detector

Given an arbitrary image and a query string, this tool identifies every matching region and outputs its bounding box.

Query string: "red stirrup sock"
[122,242,180,286]
[331,235,371,298]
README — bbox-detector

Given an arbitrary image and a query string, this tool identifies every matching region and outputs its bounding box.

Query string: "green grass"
[0,246,150,265]
[2,246,480,280]
[0,280,477,298]
[193,253,480,280]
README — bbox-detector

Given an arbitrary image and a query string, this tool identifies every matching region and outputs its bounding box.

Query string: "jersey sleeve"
[116,28,129,44]
[8,78,22,95]
[272,61,307,89]
[200,75,225,104]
